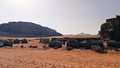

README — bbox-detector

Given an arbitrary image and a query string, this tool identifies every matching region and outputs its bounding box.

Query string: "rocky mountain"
[77,32,91,36]
[99,15,120,41]
[64,32,91,36]
[0,21,62,37]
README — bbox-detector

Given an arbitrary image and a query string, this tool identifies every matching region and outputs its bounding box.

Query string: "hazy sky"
[0,0,120,34]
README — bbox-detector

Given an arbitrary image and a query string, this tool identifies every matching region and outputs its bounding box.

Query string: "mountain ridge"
[0,21,62,37]
[64,32,92,36]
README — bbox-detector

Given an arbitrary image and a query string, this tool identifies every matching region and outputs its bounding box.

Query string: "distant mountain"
[0,21,62,37]
[64,32,91,36]
[77,32,91,36]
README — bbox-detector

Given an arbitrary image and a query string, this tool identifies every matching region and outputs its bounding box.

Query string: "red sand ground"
[0,47,120,68]
[0,38,120,68]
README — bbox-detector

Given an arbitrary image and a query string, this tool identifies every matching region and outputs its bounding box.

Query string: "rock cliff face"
[0,21,62,37]
[99,15,120,41]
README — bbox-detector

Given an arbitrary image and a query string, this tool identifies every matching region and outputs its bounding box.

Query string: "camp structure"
[66,39,79,50]
[48,40,62,49]
[0,41,4,47]
[88,39,103,48]
[79,40,91,49]
[39,38,50,44]
[3,40,13,47]
[78,38,102,49]
[21,39,28,44]
[58,37,102,50]
[107,40,120,51]
[13,39,21,44]
[51,38,67,45]
[0,40,13,47]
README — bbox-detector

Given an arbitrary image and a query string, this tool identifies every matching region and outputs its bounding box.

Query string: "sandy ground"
[0,48,120,68]
[0,38,120,68]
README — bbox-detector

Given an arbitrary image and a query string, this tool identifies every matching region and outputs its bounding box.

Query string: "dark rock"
[99,15,120,41]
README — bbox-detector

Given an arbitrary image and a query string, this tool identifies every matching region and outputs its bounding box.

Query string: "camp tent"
[21,39,28,44]
[13,39,21,44]
[4,40,13,47]
[66,39,79,50]
[0,42,4,47]
[48,40,62,49]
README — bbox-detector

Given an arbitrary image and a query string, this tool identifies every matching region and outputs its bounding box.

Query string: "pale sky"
[0,0,120,35]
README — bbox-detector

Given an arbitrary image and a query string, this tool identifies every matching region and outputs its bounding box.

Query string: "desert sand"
[0,38,120,68]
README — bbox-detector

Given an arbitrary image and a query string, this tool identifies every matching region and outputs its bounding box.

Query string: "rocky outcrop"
[99,15,120,41]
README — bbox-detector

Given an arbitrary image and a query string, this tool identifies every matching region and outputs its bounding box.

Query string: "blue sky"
[0,0,120,34]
